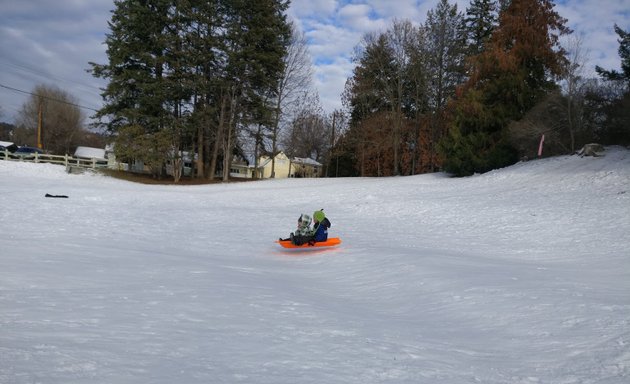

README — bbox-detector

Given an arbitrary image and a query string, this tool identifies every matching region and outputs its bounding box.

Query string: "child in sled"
[281,210,331,246]
[280,213,312,244]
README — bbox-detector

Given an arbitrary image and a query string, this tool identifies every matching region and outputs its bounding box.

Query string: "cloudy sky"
[0,0,628,126]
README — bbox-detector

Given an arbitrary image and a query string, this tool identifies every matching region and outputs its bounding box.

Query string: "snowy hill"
[1,147,629,383]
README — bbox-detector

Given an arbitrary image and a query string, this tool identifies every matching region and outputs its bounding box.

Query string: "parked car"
[11,146,44,159]
[1,145,15,159]
[0,141,18,157]
[0,145,16,158]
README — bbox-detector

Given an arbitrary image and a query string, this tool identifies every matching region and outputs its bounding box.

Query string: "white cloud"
[555,0,628,76]
[314,57,355,112]
[305,22,360,60]
[368,0,426,20]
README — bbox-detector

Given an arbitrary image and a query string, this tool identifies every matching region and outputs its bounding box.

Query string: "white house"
[230,152,322,179]
[289,157,322,178]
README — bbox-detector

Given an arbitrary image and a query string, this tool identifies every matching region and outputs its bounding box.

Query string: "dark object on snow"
[45,193,68,198]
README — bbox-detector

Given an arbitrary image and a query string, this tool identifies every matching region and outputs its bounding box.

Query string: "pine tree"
[89,0,177,178]
[344,32,397,176]
[441,0,571,176]
[424,0,467,170]
[465,0,499,57]
[596,24,630,86]
[90,0,173,132]
[217,0,291,180]
[90,0,291,181]
[594,24,630,145]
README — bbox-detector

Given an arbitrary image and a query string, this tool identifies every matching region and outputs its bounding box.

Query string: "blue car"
[11,146,44,159]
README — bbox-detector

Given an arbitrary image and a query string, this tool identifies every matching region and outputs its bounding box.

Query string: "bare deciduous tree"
[282,92,330,162]
[508,92,568,158]
[269,23,315,177]
[561,34,590,152]
[15,84,85,154]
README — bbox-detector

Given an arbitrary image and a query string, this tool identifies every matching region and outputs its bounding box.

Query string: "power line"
[0,58,105,100]
[0,83,100,112]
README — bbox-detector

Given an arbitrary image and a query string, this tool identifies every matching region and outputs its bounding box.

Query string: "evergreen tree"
[90,0,180,178]
[465,0,499,57]
[173,0,224,178]
[441,0,571,176]
[425,0,467,113]
[214,0,291,180]
[348,33,395,126]
[424,0,467,170]
[90,0,291,181]
[405,24,431,174]
[90,0,173,133]
[594,24,630,145]
[340,4,466,176]
[343,31,402,176]
[595,24,630,86]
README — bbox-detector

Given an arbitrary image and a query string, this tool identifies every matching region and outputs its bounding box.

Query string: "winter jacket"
[312,218,331,242]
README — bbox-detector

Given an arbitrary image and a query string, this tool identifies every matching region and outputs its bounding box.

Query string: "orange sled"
[276,237,342,249]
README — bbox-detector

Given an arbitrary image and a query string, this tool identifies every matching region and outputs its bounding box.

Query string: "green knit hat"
[313,210,325,222]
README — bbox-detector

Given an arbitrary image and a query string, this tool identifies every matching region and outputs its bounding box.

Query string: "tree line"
[88,0,295,182]
[334,0,630,177]
[2,0,629,180]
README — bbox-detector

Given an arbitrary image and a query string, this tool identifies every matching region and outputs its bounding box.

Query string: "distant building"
[289,157,322,178]
[230,152,322,179]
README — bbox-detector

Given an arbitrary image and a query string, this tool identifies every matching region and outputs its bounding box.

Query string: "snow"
[1,147,629,383]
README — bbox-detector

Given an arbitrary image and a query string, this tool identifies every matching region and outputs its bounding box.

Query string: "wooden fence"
[0,150,108,172]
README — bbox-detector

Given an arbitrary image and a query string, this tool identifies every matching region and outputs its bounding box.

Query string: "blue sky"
[0,0,628,126]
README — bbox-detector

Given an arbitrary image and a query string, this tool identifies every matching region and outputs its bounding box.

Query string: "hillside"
[1,147,629,383]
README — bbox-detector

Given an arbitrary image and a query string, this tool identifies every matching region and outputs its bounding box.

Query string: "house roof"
[292,157,322,167]
[74,146,106,160]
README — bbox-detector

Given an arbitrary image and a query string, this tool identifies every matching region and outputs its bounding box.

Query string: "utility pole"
[37,97,43,149]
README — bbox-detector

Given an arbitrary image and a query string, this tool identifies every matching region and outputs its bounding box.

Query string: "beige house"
[230,152,321,179]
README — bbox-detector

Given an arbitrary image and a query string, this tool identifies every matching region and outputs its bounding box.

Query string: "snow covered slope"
[1,147,629,383]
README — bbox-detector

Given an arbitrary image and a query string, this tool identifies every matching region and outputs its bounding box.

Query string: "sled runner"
[276,237,341,249]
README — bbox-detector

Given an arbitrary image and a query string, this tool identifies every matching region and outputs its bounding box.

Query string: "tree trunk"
[196,123,204,178]
[209,94,228,180]
[222,91,238,182]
